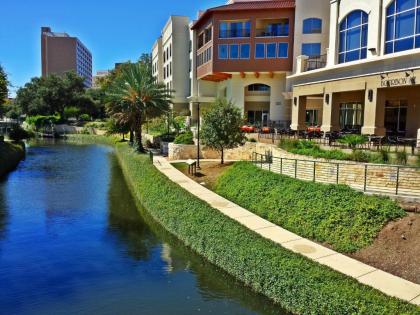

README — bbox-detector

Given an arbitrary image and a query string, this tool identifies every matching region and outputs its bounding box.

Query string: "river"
[0,141,287,315]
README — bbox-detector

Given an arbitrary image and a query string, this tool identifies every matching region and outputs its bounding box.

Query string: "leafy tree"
[201,98,246,164]
[105,62,172,152]
[14,71,89,117]
[106,118,130,141]
[0,65,8,106]
[64,106,81,119]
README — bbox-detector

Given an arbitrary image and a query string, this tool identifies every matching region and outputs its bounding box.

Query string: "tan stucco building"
[289,0,420,138]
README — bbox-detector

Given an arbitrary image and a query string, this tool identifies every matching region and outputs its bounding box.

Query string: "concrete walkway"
[153,156,420,306]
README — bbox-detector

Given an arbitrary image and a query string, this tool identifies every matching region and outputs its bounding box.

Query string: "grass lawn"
[0,141,25,177]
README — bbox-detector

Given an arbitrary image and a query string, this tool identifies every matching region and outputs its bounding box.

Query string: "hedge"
[113,143,419,315]
[0,141,25,177]
[215,162,405,253]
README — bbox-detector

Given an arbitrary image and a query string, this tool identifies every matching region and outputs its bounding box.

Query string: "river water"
[0,141,287,315]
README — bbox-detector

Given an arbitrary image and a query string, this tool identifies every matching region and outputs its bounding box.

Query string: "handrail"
[304,54,327,72]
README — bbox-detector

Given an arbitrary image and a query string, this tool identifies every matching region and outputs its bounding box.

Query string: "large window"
[240,44,250,59]
[229,44,239,59]
[255,43,265,59]
[302,43,321,57]
[339,103,364,130]
[218,44,228,59]
[305,110,319,126]
[278,43,289,58]
[267,43,277,58]
[248,84,270,92]
[385,0,420,54]
[338,10,368,63]
[303,18,322,34]
[384,100,408,136]
[219,20,251,38]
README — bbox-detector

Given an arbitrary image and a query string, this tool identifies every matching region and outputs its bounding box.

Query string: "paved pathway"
[153,156,420,306]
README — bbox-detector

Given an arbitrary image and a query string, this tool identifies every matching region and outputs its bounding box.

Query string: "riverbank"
[67,135,420,314]
[0,141,25,178]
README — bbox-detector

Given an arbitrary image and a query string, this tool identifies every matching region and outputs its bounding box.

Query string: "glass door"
[385,100,408,136]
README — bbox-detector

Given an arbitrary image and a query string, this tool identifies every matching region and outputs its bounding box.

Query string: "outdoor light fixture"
[195,101,201,170]
[368,89,374,102]
[294,97,297,106]
[411,76,416,85]
[380,74,388,80]
[325,93,330,105]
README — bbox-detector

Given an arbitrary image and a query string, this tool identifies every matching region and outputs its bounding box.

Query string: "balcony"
[219,29,250,39]
[304,54,327,72]
[256,19,289,37]
[255,28,289,37]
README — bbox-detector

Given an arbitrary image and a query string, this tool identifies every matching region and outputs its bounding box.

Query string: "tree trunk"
[135,114,145,153]
[221,148,224,165]
[122,133,125,141]
[129,129,134,144]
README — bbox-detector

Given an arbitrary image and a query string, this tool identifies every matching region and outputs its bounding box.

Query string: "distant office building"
[93,70,110,88]
[41,27,93,87]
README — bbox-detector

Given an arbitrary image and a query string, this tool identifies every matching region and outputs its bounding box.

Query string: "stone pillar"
[227,76,245,115]
[290,96,307,131]
[321,92,340,132]
[327,0,339,67]
[361,88,386,136]
[270,75,288,126]
[295,55,309,74]
[417,129,420,148]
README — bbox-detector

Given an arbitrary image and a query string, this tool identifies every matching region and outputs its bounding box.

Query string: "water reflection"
[0,183,8,241]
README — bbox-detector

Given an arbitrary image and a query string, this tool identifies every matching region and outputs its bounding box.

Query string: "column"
[327,0,339,67]
[321,92,340,133]
[270,76,288,127]
[361,88,386,136]
[290,96,307,131]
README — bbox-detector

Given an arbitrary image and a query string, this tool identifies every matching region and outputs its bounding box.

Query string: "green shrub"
[79,114,91,122]
[279,139,348,161]
[63,106,81,119]
[174,131,194,145]
[379,149,390,164]
[113,144,418,315]
[247,138,257,143]
[8,125,30,141]
[25,115,61,129]
[337,134,368,149]
[396,150,408,165]
[215,162,405,253]
[0,141,25,177]
[348,150,371,163]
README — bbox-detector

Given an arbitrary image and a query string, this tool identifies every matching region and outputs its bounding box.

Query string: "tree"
[106,118,130,141]
[0,65,8,106]
[105,62,172,152]
[201,99,246,164]
[14,71,91,117]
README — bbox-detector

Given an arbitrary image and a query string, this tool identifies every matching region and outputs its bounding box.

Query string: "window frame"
[240,43,251,59]
[218,44,229,60]
[302,18,323,34]
[255,43,266,59]
[229,44,240,59]
[278,42,289,58]
[266,42,277,59]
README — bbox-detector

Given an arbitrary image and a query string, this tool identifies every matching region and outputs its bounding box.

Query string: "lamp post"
[196,101,201,170]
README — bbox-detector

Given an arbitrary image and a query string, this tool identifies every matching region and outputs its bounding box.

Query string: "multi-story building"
[289,0,420,138]
[189,0,296,128]
[92,70,110,89]
[41,27,93,88]
[151,16,191,114]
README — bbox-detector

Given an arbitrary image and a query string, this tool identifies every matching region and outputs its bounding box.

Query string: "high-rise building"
[41,27,93,87]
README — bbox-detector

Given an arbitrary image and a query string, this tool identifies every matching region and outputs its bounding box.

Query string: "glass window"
[385,0,420,54]
[278,43,288,58]
[255,43,265,58]
[338,10,369,63]
[267,43,276,58]
[219,21,250,38]
[339,103,364,130]
[218,44,228,59]
[229,44,239,59]
[302,43,321,57]
[248,84,270,92]
[240,44,250,59]
[303,18,322,34]
[305,110,319,126]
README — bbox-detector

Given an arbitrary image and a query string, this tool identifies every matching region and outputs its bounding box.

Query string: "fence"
[252,152,420,198]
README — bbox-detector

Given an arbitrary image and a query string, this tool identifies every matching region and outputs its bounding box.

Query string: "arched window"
[338,10,368,63]
[385,0,420,54]
[303,18,322,34]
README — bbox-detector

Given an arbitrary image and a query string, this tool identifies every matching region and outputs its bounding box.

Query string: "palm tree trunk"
[135,114,145,153]
[221,148,224,165]
[129,129,134,144]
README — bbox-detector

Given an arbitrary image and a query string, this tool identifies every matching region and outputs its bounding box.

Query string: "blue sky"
[0,0,223,95]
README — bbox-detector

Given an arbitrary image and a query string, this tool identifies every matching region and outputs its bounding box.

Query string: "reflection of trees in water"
[107,155,159,261]
[135,198,289,315]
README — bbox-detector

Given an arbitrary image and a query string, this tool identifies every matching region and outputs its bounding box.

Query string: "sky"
[0,0,223,95]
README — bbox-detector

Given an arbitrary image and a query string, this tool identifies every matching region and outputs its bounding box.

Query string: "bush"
[337,134,368,149]
[63,106,80,120]
[8,125,30,141]
[215,162,405,253]
[396,150,408,165]
[25,115,61,130]
[348,150,370,163]
[0,141,25,177]
[247,138,257,143]
[79,114,91,122]
[379,149,390,164]
[113,144,418,315]
[174,131,194,145]
[279,139,348,161]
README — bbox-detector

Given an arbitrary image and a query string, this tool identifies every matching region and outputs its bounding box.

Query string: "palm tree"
[106,62,172,152]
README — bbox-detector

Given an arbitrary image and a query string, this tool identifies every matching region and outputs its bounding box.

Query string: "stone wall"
[168,142,257,161]
[254,144,420,198]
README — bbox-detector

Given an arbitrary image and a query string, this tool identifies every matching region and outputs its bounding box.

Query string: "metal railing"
[255,28,289,37]
[252,152,420,198]
[219,29,250,39]
[304,54,327,72]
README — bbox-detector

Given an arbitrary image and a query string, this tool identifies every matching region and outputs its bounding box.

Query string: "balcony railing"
[304,54,327,72]
[219,29,250,39]
[256,28,289,37]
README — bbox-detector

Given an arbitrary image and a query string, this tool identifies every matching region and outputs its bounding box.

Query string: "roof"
[192,0,295,29]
